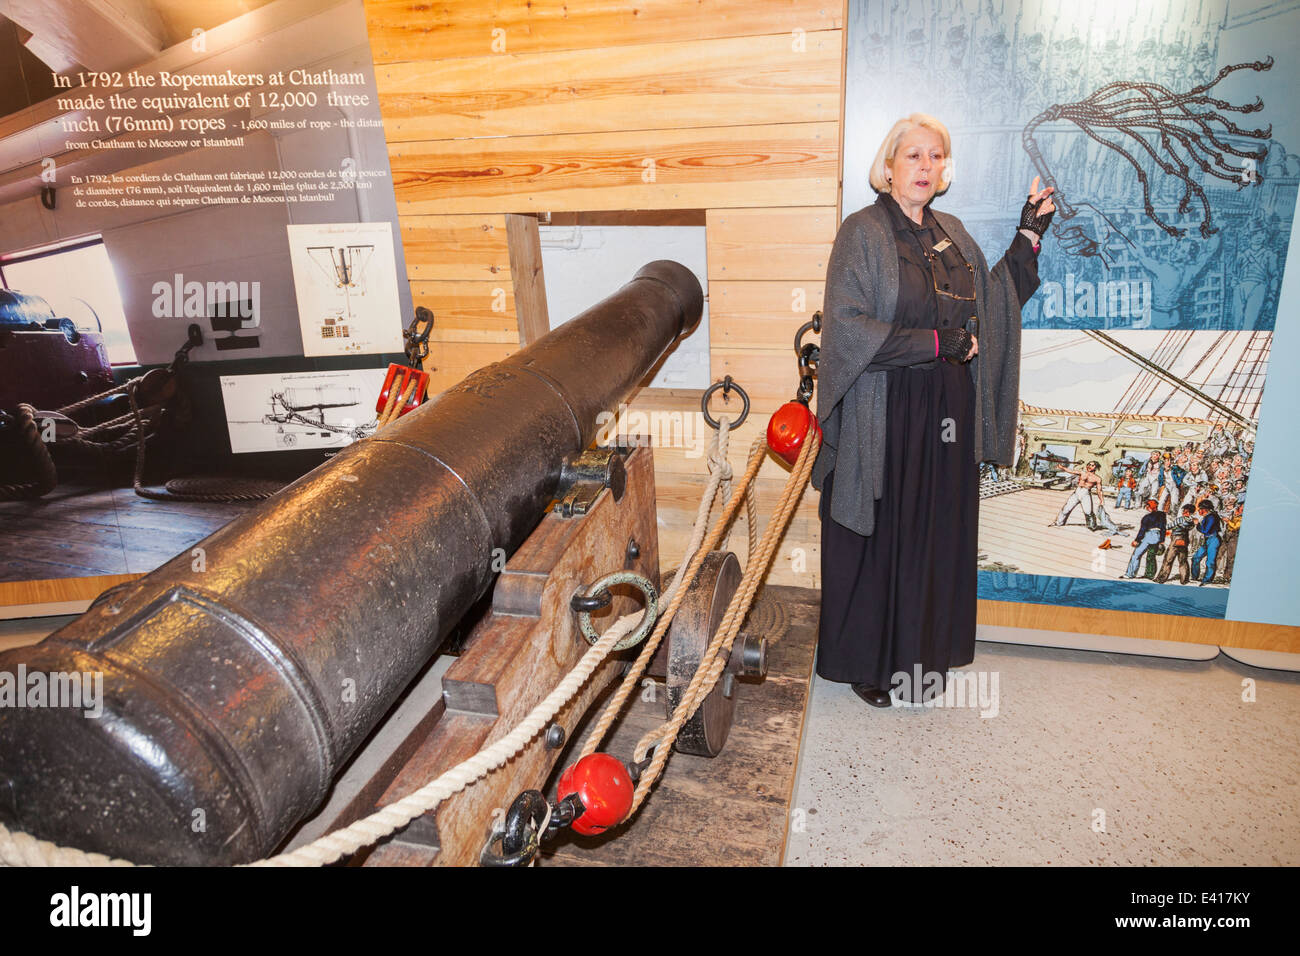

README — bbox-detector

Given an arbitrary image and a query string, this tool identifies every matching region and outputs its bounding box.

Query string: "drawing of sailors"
[1190,501,1223,586]
[1049,34,1088,103]
[1116,232,1222,328]
[1132,38,1160,84]
[1096,35,1124,76]
[1154,452,1178,512]
[1013,426,1029,476]
[863,30,890,74]
[1154,504,1196,585]
[1093,484,1121,534]
[1116,466,1138,509]
[1262,141,1300,181]
[1051,461,1113,531]
[1122,499,1167,579]
[944,22,970,73]
[903,26,928,71]
[1179,461,1209,511]
[1217,502,1244,584]
[1135,450,1161,500]
[938,23,974,117]
[1159,39,1187,92]
[1232,231,1279,331]
[974,30,1012,122]
[1189,42,1215,87]
[1014,32,1050,115]
[1205,424,1230,458]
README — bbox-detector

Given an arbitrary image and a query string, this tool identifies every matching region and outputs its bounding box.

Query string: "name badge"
[932,238,952,253]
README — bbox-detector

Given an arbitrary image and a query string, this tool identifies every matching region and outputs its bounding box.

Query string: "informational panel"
[0,0,409,589]
[219,367,387,453]
[287,222,403,356]
[844,0,1299,624]
[0,0,411,365]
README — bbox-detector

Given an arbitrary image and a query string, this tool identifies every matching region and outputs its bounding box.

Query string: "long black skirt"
[816,360,979,702]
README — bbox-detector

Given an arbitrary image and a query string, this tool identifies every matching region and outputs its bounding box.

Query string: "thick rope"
[253,605,640,867]
[0,404,58,501]
[654,427,818,740]
[7,363,282,503]
[0,600,646,868]
[377,376,405,426]
[54,379,132,417]
[126,383,278,504]
[628,427,819,813]
[703,420,759,562]
[76,408,140,438]
[579,429,768,763]
[377,373,422,428]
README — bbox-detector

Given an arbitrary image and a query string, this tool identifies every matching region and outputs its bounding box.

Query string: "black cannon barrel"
[0,260,702,865]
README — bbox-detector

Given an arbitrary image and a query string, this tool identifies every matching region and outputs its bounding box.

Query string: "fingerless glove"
[937,327,973,361]
[1019,195,1055,239]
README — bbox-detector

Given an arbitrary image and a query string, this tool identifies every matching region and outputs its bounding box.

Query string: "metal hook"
[404,307,434,369]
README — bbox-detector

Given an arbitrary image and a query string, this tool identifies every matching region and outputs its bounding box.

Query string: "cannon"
[0,289,115,412]
[0,261,703,866]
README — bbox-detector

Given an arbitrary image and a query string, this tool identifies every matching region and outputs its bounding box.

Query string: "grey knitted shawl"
[810,200,1023,537]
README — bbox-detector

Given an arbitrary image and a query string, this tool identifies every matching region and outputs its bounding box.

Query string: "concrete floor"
[785,635,1300,866]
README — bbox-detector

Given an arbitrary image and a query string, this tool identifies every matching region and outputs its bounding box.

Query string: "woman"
[810,113,1054,707]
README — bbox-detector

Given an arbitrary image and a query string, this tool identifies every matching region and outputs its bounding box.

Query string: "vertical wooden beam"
[505,213,550,346]
[837,1,849,223]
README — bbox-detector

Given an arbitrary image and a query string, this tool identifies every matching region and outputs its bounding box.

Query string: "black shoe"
[851,684,893,708]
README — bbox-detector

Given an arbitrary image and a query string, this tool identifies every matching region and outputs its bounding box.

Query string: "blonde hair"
[869,113,953,195]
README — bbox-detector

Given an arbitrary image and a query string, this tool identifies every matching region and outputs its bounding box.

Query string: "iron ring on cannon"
[574,570,658,651]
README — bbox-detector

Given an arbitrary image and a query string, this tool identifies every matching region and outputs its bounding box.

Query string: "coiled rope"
[2,374,283,504]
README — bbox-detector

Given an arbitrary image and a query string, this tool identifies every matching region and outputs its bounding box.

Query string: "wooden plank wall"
[364,0,844,587]
[360,0,1300,650]
[7,2,1295,650]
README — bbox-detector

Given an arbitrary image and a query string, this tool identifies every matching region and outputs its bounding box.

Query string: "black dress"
[816,194,1039,702]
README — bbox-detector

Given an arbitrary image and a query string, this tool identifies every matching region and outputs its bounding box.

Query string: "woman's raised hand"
[1020,176,1056,241]
[1027,176,1055,216]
